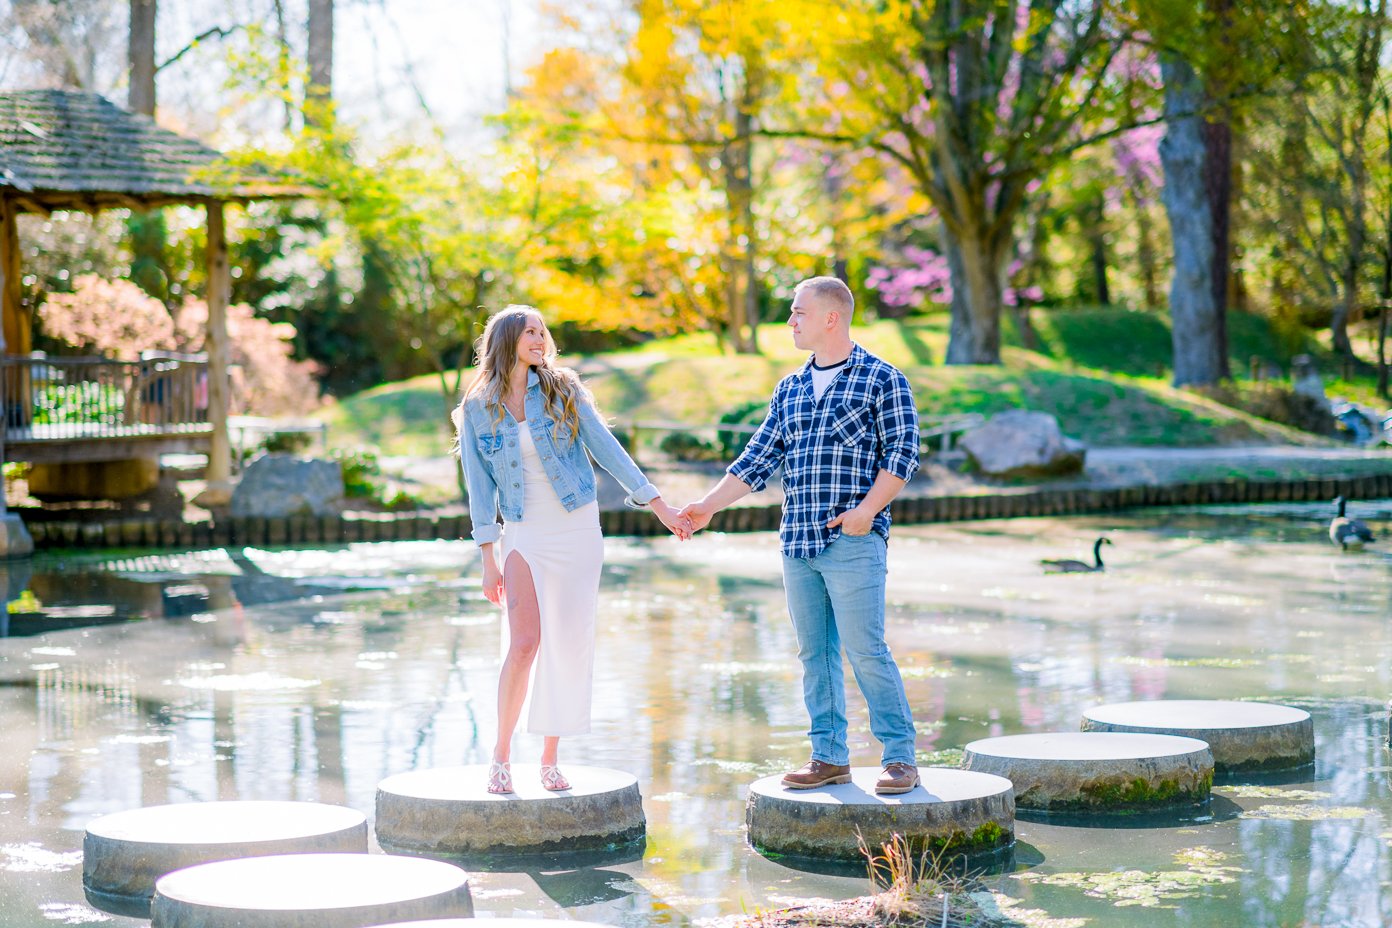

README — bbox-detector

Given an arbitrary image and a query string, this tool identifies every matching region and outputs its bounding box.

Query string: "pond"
[1,500,1390,927]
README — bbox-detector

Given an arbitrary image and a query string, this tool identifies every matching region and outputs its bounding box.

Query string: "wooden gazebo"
[0,90,312,550]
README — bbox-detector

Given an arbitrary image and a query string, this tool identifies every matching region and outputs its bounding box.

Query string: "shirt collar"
[526,367,541,390]
[800,342,865,374]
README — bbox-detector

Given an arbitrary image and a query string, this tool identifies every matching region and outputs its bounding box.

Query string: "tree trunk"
[1160,54,1229,386]
[944,225,1005,365]
[307,0,333,120]
[1132,190,1161,309]
[127,0,156,115]
[1088,193,1110,305]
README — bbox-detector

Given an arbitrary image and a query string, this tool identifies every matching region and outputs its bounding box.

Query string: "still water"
[1,502,1391,927]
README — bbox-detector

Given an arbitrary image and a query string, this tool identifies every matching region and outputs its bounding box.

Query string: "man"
[680,276,921,794]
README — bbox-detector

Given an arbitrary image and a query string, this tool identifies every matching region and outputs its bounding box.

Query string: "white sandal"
[486,760,513,794]
[540,764,570,791]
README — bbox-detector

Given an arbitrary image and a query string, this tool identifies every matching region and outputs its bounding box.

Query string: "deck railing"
[2,352,210,443]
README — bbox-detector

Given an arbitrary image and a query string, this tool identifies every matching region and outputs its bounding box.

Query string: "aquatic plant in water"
[1216,786,1330,801]
[1015,846,1242,908]
[1240,805,1371,821]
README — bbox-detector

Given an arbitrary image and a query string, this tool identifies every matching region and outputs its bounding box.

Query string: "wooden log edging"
[21,472,1392,551]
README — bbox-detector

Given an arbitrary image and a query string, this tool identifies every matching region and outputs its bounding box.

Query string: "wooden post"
[0,198,26,357]
[0,197,32,557]
[198,200,233,507]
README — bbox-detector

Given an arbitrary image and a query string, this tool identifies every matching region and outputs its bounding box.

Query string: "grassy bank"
[316,308,1371,457]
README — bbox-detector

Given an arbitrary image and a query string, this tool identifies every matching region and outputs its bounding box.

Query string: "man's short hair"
[795,276,855,320]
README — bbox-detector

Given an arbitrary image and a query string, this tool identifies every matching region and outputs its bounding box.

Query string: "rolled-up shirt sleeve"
[876,370,920,483]
[727,390,784,492]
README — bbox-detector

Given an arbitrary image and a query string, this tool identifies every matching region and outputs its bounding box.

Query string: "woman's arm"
[574,394,659,509]
[459,408,503,545]
[479,541,504,605]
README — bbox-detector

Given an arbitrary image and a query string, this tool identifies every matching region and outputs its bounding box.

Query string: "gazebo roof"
[0,89,312,213]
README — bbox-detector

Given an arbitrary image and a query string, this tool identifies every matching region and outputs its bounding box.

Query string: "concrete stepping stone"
[150,852,472,928]
[365,921,612,928]
[375,764,645,858]
[83,800,368,917]
[963,732,1213,813]
[745,766,1014,863]
[1081,699,1314,773]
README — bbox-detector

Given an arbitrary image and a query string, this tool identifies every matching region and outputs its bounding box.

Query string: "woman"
[456,305,688,794]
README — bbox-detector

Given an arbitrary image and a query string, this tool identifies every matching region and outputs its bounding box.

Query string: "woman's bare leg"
[493,551,540,764]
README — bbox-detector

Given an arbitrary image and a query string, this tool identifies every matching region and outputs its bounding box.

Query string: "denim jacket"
[457,369,658,544]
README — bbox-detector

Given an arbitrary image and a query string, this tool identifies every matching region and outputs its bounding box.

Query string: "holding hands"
[650,496,694,540]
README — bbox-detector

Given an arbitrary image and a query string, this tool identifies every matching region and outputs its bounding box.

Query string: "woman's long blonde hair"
[455,305,585,443]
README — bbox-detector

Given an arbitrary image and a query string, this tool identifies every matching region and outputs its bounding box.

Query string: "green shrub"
[332,448,383,499]
[658,430,724,462]
[263,431,315,454]
[330,448,425,510]
[718,400,768,458]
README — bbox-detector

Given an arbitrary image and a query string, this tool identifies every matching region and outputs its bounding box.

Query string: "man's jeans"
[781,532,916,767]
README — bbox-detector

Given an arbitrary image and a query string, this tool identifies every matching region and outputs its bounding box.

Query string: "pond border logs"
[19,472,1392,551]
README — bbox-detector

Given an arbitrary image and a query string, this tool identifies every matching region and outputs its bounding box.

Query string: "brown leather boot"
[875,762,920,794]
[781,759,853,790]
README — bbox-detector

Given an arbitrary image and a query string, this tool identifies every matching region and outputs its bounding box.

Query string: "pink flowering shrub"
[867,250,1043,310]
[37,275,321,416]
[38,276,176,354]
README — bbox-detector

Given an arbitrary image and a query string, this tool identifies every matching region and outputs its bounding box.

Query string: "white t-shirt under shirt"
[810,357,848,402]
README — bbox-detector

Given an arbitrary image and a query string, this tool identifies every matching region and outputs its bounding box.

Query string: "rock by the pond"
[150,853,472,928]
[1081,700,1314,773]
[230,453,343,518]
[745,767,1014,862]
[963,732,1213,812]
[83,800,368,917]
[959,410,1086,479]
[374,764,645,858]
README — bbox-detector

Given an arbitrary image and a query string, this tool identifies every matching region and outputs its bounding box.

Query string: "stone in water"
[745,766,1014,862]
[1081,700,1314,773]
[963,732,1213,812]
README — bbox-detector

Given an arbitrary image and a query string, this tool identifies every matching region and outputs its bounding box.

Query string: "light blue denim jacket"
[458,369,658,544]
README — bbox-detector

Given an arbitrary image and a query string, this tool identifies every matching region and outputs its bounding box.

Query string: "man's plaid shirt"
[729,343,920,559]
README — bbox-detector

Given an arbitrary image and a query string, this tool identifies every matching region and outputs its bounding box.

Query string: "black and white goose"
[1041,537,1112,573]
[1330,496,1375,550]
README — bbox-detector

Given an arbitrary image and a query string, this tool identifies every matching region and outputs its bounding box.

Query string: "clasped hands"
[659,500,875,539]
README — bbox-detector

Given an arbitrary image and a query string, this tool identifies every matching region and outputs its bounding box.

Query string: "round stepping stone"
[150,853,472,928]
[375,764,645,858]
[745,767,1014,863]
[83,801,368,917]
[1081,700,1314,773]
[365,921,612,928]
[963,732,1213,813]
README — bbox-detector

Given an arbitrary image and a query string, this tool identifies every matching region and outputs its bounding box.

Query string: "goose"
[1330,496,1375,550]
[1041,537,1111,573]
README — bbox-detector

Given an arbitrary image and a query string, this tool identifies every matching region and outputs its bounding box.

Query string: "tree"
[1137,0,1299,385]
[585,0,812,353]
[306,0,332,121]
[830,0,1133,364]
[128,0,155,113]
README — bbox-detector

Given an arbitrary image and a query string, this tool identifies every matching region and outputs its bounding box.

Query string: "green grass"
[316,307,1371,456]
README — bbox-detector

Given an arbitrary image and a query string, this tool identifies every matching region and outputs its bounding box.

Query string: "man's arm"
[826,469,906,535]
[682,386,784,533]
[681,473,754,532]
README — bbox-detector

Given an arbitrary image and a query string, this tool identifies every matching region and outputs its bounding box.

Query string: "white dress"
[500,422,603,736]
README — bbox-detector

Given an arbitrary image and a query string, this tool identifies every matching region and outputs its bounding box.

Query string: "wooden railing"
[2,352,211,443]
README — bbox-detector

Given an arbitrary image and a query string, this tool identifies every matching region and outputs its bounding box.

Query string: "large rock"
[230,453,343,518]
[960,410,1086,479]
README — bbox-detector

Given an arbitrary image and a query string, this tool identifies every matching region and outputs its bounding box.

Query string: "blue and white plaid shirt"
[729,343,920,559]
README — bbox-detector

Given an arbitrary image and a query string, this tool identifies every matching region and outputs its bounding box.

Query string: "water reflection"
[1,502,1392,925]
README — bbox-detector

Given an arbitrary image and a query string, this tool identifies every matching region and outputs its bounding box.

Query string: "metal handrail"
[2,352,211,442]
